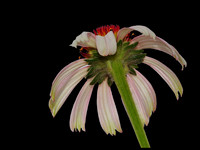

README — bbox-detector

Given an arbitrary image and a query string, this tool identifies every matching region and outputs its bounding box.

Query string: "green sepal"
[129,49,144,55]
[129,64,139,69]
[124,42,138,51]
[129,58,145,66]
[91,50,100,58]
[126,53,146,61]
[122,41,130,48]
[84,58,99,64]
[90,72,106,85]
[87,66,93,72]
[86,67,96,79]
[128,66,137,75]
[90,74,100,85]
[117,40,123,48]
[98,73,107,84]
[107,77,114,87]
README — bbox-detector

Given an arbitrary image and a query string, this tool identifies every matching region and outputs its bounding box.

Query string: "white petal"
[117,25,156,42]
[130,25,156,39]
[70,32,96,48]
[105,31,117,55]
[97,79,122,135]
[96,31,117,56]
[96,35,108,56]
[131,35,187,70]
[70,78,94,132]
[143,56,183,100]
[49,65,89,117]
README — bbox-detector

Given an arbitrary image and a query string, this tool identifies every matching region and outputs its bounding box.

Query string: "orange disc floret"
[80,47,93,58]
[93,25,120,37]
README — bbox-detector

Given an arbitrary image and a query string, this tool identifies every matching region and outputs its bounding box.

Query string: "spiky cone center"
[85,40,146,86]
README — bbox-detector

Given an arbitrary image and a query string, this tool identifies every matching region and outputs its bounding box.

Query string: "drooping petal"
[105,31,117,55]
[97,79,122,135]
[96,31,117,56]
[131,35,187,70]
[127,74,150,126]
[70,78,94,132]
[50,59,87,99]
[70,32,96,48]
[49,65,89,117]
[117,25,156,42]
[143,56,183,100]
[135,70,157,112]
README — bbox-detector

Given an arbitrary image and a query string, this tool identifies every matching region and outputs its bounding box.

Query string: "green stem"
[107,60,150,148]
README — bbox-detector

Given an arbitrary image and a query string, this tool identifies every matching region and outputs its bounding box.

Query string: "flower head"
[49,24,186,143]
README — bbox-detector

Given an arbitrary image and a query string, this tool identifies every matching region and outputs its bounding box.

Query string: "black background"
[22,2,198,149]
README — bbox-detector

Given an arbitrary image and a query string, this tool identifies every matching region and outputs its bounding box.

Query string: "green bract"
[85,40,146,86]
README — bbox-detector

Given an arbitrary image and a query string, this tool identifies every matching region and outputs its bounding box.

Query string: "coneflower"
[49,25,186,148]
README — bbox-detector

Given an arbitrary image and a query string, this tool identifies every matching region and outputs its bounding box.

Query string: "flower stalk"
[107,59,150,148]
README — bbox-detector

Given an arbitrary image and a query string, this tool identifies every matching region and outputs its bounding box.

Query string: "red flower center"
[93,25,120,37]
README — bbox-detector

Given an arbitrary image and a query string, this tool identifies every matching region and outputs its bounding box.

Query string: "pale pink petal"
[131,35,187,70]
[130,26,156,39]
[49,65,89,117]
[97,79,122,135]
[129,71,156,119]
[96,35,108,56]
[50,59,87,99]
[127,74,150,126]
[143,56,183,100]
[117,25,156,42]
[117,28,132,42]
[105,31,117,55]
[70,78,94,132]
[70,32,96,48]
[129,74,152,117]
[135,70,157,112]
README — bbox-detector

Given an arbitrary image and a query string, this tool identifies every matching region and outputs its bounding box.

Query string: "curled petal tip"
[70,42,77,48]
[71,32,96,49]
[70,127,74,132]
[112,132,116,136]
[176,91,183,100]
[181,64,187,71]
[118,128,123,133]
[50,109,56,118]
[49,99,56,118]
[78,128,81,132]
[181,57,187,70]
[70,126,86,133]
[48,99,57,118]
